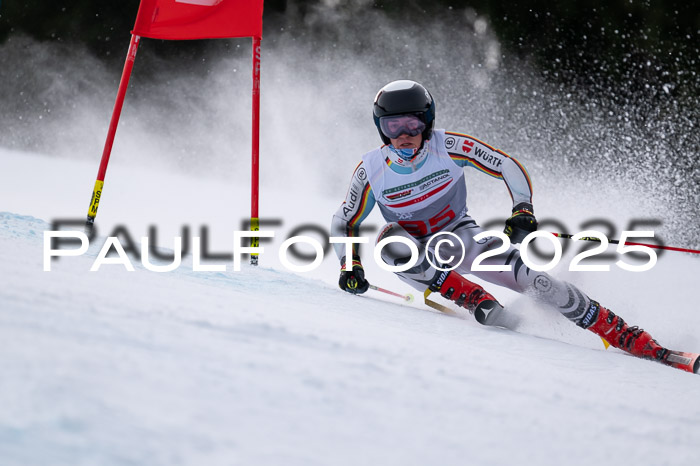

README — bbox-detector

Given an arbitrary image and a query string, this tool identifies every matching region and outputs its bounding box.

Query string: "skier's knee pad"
[376,223,426,269]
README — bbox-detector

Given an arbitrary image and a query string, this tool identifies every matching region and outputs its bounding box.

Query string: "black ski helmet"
[373,80,436,145]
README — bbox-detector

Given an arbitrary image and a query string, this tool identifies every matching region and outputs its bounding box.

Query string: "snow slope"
[1,148,699,466]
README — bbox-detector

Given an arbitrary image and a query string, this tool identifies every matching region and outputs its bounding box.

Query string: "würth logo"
[462,139,474,153]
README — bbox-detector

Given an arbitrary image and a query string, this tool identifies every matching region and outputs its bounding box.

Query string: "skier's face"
[390,133,423,149]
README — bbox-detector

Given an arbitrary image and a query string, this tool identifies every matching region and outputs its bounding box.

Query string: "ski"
[424,290,700,375]
[360,288,700,375]
[661,350,700,374]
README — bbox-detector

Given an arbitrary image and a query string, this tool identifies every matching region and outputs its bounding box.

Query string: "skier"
[331,79,699,374]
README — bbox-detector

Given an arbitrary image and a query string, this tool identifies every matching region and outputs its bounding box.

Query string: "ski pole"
[369,285,415,303]
[551,232,700,255]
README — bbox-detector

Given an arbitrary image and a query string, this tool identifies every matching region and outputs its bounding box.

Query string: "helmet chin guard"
[373,80,435,144]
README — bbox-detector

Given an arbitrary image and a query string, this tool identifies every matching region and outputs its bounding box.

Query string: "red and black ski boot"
[581,301,700,374]
[430,270,506,326]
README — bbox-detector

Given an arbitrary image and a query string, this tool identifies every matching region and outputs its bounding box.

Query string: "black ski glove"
[504,202,538,244]
[338,255,369,294]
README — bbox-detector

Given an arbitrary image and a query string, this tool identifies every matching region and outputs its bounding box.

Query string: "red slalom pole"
[551,232,700,255]
[85,34,141,234]
[250,36,261,265]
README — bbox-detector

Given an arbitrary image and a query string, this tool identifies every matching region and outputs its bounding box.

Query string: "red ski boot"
[582,301,700,374]
[430,271,505,326]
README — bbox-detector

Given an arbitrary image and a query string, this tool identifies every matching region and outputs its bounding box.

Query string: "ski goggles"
[379,114,426,139]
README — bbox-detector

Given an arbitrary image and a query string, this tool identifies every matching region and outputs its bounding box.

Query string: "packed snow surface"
[1,148,699,466]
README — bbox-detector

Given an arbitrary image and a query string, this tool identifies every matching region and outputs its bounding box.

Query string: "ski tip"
[473,301,499,325]
[664,351,700,374]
